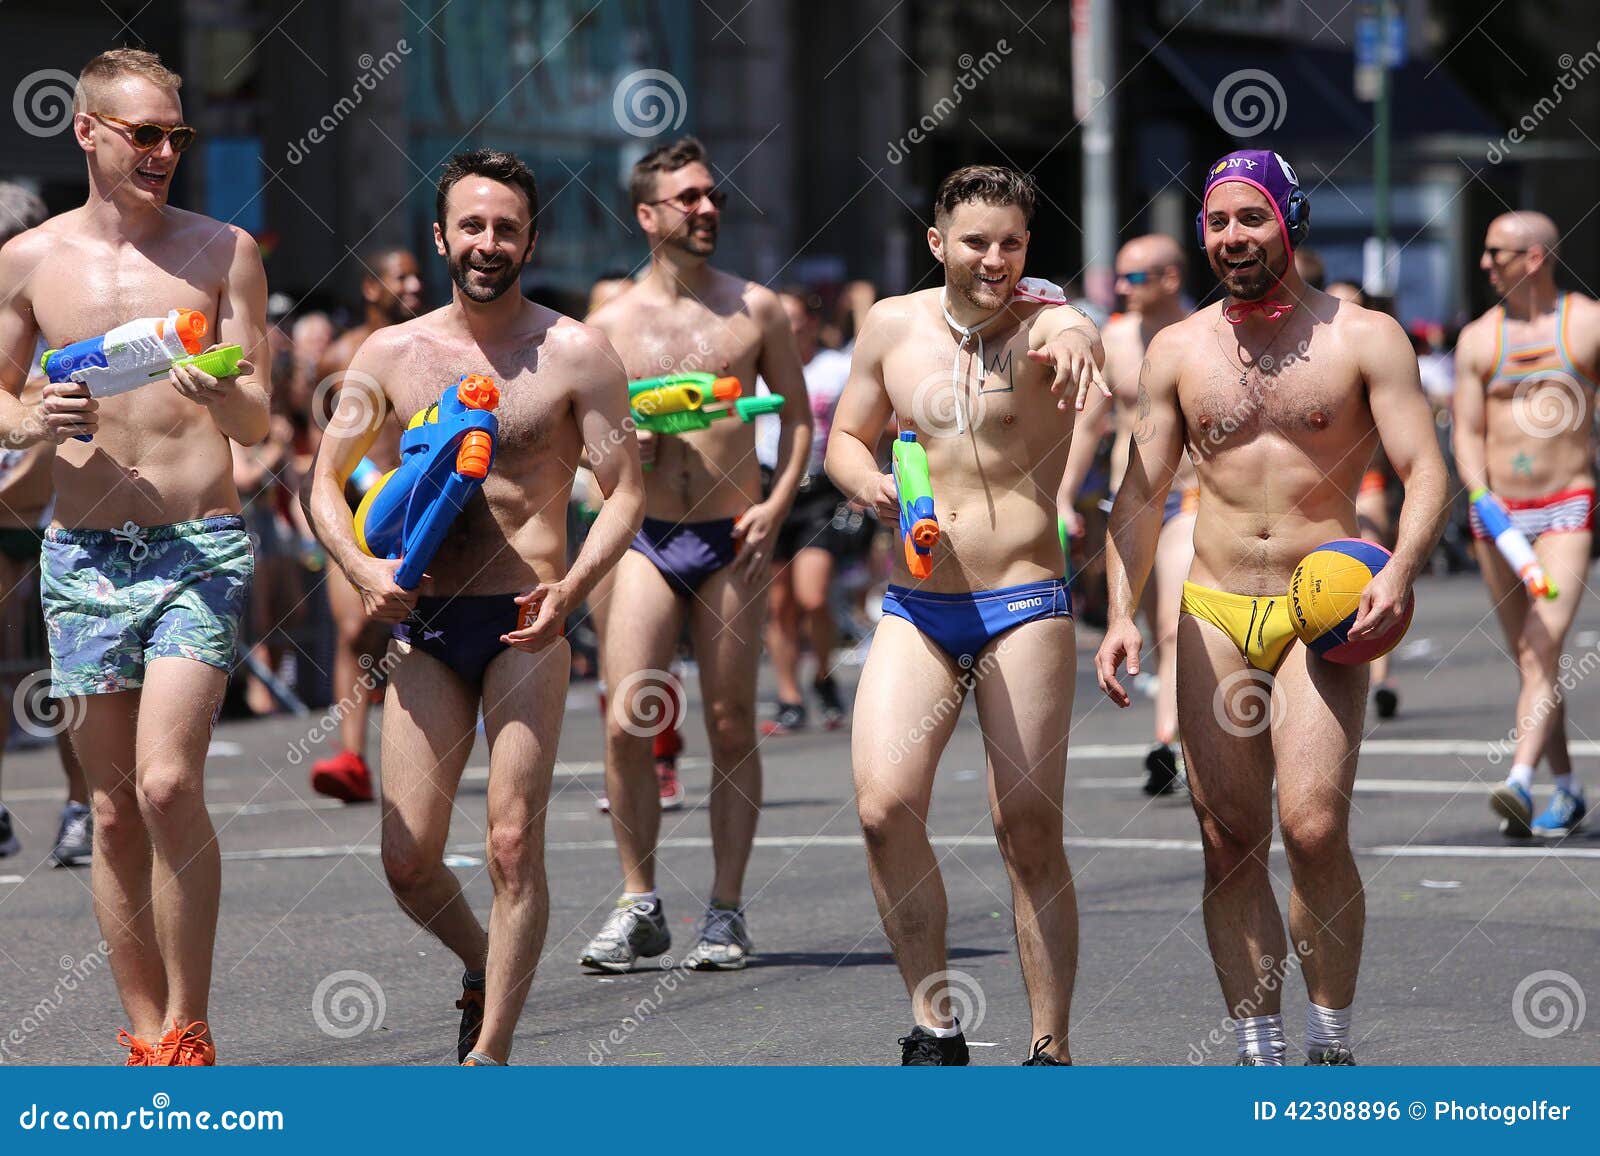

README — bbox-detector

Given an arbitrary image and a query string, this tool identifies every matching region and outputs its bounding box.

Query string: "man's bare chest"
[1181,353,1361,447]
[390,357,568,457]
[887,329,1051,436]
[621,313,762,381]
[33,249,218,344]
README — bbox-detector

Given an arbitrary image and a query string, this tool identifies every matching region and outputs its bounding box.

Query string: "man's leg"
[134,657,230,1032]
[378,645,488,970]
[601,550,687,894]
[1176,618,1287,1037]
[853,615,967,1030]
[687,563,768,906]
[765,560,803,706]
[70,691,166,1040]
[792,546,839,679]
[470,639,569,1063]
[1269,644,1367,1036]
[972,615,1077,1060]
[326,565,384,758]
[1508,532,1591,772]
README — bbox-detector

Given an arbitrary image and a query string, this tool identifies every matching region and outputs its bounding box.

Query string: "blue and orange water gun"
[353,374,499,589]
[893,431,939,579]
[41,309,243,441]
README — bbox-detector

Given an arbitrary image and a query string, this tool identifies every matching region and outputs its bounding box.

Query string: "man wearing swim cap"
[1059,233,1197,795]
[1454,212,1599,838]
[1095,150,1449,1065]
[828,164,1105,1065]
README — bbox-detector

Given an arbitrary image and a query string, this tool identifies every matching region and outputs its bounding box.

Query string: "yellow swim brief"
[1180,581,1297,672]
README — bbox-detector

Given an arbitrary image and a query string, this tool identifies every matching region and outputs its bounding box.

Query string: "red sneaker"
[657,760,685,810]
[155,1020,215,1066]
[310,751,375,803]
[118,1029,156,1066]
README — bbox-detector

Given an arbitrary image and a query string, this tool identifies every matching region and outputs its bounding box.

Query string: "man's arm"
[0,234,74,445]
[825,300,900,523]
[505,328,644,651]
[170,227,271,445]
[1096,331,1185,705]
[1027,304,1107,410]
[1450,320,1492,494]
[736,287,812,576]
[1344,312,1450,644]
[304,334,411,620]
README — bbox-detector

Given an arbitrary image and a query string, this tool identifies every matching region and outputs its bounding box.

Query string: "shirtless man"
[1059,234,1196,795]
[1096,151,1449,1065]
[1454,212,1598,838]
[307,248,424,803]
[828,165,1104,1065]
[580,136,812,973]
[0,49,270,1064]
[308,150,643,1065]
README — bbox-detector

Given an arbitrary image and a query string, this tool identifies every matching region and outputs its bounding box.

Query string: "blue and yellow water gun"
[892,431,939,579]
[353,374,499,590]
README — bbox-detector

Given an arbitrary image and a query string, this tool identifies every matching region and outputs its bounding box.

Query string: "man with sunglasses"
[580,136,812,973]
[1454,212,1599,839]
[0,48,269,1065]
[1059,234,1196,795]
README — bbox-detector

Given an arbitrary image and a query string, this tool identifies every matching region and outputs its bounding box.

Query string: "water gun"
[893,430,939,579]
[628,372,785,437]
[1470,488,1557,600]
[41,310,242,441]
[353,374,499,590]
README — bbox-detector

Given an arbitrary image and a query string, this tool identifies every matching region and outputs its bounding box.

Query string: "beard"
[445,241,524,303]
[1215,246,1287,301]
[669,217,718,258]
[945,258,1012,311]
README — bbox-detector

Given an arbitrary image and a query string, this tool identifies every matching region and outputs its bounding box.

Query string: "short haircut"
[629,136,709,208]
[933,164,1037,231]
[435,149,540,232]
[0,183,48,246]
[360,247,413,281]
[1295,247,1326,290]
[74,47,182,115]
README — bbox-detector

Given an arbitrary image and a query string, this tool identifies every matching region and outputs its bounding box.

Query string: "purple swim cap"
[1200,150,1305,252]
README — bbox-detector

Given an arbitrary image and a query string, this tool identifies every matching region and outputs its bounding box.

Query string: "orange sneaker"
[310,751,375,803]
[155,1020,216,1066]
[118,1029,156,1066]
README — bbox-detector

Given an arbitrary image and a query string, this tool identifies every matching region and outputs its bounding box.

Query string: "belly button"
[1003,414,1015,425]
[129,468,139,479]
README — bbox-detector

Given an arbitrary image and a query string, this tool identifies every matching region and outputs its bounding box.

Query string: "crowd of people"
[0,47,1593,1069]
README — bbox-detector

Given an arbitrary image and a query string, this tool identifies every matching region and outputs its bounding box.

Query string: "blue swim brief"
[394,593,535,686]
[880,578,1073,669]
[630,516,739,597]
[41,515,254,696]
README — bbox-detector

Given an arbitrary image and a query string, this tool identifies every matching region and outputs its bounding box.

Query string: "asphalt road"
[1,574,1596,1066]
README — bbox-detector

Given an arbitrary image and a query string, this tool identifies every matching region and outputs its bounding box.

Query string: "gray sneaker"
[683,904,753,970]
[52,801,92,867]
[1305,1042,1357,1065]
[0,804,18,858]
[580,897,671,973]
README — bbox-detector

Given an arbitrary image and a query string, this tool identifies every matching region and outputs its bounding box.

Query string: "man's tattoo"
[1512,450,1534,478]
[1132,357,1156,445]
[979,347,1016,394]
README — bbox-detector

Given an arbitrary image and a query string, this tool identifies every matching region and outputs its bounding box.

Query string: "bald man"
[1455,211,1599,838]
[1060,233,1195,795]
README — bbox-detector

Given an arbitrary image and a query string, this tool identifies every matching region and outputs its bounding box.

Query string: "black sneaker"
[760,702,807,736]
[1143,744,1179,796]
[52,801,92,866]
[1305,1042,1357,1065]
[898,1025,969,1066]
[0,804,18,858]
[1374,685,1399,720]
[813,675,846,730]
[455,970,485,1064]
[1021,1035,1069,1065]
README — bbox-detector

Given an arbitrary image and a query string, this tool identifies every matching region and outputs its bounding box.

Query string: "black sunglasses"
[650,186,727,212]
[91,112,197,153]
[1482,246,1530,262]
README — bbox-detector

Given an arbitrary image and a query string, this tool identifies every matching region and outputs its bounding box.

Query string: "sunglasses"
[91,112,197,153]
[1116,267,1169,286]
[1482,247,1529,262]
[650,186,727,212]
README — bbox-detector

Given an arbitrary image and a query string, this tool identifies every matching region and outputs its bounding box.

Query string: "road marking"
[1068,740,1600,760]
[1072,776,1545,796]
[0,875,24,885]
[208,798,346,817]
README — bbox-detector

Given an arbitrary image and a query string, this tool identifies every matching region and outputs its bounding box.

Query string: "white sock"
[1306,1002,1352,1053]
[621,891,658,908]
[1234,1014,1286,1065]
[1553,774,1577,795]
[1508,763,1535,792]
[921,1019,962,1038]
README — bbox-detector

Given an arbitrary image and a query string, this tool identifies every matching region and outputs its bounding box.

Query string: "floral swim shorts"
[41,516,255,697]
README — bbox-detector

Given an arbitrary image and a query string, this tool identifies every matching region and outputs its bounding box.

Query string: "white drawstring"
[940,289,1007,436]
